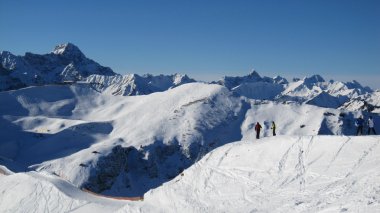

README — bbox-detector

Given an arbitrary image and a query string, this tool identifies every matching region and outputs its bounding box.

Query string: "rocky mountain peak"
[51,43,85,59]
[303,74,325,84]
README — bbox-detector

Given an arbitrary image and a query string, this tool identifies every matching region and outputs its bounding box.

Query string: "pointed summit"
[51,43,85,59]
[303,74,325,84]
[248,69,261,79]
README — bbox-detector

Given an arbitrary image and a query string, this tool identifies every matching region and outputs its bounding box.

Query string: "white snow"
[121,136,380,212]
[1,136,379,212]
[0,171,128,213]
[0,76,379,212]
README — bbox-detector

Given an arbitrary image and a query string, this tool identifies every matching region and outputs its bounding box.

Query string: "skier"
[355,116,364,135]
[255,122,262,139]
[367,116,376,135]
[271,121,276,136]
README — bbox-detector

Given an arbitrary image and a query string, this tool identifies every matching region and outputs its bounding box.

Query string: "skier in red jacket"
[255,122,262,139]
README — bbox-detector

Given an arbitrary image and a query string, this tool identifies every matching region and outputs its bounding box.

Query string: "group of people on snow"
[253,116,376,139]
[254,121,276,139]
[355,116,376,135]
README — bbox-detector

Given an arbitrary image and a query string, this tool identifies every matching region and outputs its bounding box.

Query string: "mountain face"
[0,43,115,91]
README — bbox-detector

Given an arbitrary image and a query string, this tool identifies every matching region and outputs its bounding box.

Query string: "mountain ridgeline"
[0,43,378,111]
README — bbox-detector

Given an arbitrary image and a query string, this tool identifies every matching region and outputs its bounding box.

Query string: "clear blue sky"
[1,0,379,88]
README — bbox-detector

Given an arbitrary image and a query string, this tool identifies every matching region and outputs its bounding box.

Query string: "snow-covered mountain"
[215,70,289,89]
[0,83,247,197]
[279,75,372,102]
[0,43,115,91]
[340,90,380,113]
[216,70,376,110]
[85,73,196,96]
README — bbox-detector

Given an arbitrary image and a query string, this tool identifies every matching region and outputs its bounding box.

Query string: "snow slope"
[122,136,380,212]
[2,136,379,212]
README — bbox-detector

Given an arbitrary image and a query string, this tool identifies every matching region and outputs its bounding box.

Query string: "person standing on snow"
[255,122,262,139]
[367,116,376,135]
[271,121,276,136]
[355,116,364,135]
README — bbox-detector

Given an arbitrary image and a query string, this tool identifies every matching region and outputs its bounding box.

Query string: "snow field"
[122,136,380,212]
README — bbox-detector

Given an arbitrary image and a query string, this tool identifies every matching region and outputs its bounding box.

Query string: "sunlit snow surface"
[0,82,379,212]
[1,136,379,212]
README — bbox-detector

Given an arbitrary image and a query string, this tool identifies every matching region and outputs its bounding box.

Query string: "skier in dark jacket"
[255,122,262,139]
[271,121,276,136]
[355,116,364,135]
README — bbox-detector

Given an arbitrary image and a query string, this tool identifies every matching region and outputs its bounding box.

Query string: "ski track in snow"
[277,137,301,174]
[326,136,352,172]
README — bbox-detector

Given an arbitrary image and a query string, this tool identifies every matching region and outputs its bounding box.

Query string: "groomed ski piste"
[0,82,379,212]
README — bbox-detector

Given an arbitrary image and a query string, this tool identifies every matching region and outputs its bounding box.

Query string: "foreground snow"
[1,136,379,212]
[123,136,380,212]
[0,171,128,212]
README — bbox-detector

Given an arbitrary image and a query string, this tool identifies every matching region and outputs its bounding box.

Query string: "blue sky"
[1,0,379,88]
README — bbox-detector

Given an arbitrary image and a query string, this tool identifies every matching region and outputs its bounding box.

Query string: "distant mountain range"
[1,43,379,112]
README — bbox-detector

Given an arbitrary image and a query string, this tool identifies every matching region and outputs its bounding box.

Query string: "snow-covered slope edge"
[122,136,380,212]
[0,171,128,213]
